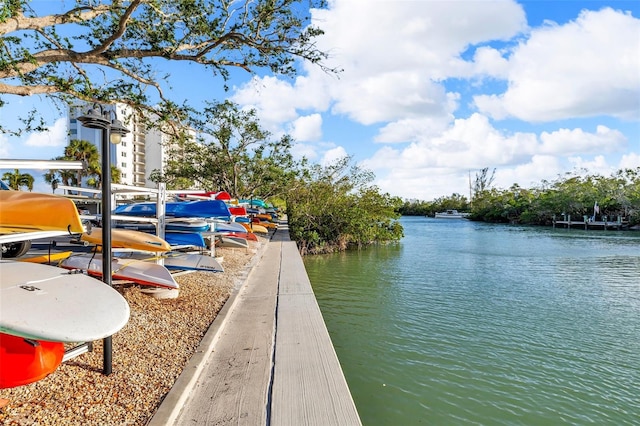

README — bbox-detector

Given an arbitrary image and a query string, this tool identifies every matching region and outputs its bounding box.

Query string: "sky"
[1,0,639,201]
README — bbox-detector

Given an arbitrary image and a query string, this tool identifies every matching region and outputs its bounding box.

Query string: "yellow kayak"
[241,223,269,234]
[18,251,73,264]
[81,228,171,252]
[0,191,84,234]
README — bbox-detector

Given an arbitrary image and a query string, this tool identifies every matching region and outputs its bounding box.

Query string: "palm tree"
[64,139,100,187]
[43,156,77,193]
[2,169,35,191]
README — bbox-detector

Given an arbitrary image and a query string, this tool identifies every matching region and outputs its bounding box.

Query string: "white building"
[143,125,197,190]
[68,102,168,189]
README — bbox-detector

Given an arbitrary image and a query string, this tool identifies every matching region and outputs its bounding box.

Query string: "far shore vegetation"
[400,167,640,228]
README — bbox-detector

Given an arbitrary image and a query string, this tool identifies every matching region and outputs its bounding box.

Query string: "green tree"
[157,101,298,199]
[287,157,404,255]
[2,169,34,191]
[43,156,77,193]
[0,0,333,135]
[64,139,101,187]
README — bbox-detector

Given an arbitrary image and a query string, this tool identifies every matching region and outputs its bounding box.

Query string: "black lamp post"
[77,103,130,375]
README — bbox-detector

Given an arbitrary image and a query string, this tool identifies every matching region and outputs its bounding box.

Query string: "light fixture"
[109,115,130,144]
[77,102,130,376]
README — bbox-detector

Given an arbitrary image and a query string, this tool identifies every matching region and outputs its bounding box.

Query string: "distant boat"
[434,210,470,219]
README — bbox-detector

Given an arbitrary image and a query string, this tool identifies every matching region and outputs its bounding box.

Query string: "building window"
[121,152,126,157]
[121,162,127,168]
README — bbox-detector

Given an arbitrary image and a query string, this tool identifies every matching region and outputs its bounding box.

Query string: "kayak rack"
[63,342,93,363]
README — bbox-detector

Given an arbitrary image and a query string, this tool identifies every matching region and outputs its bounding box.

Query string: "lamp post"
[77,103,130,375]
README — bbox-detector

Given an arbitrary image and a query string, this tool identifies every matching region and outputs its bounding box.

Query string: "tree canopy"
[0,0,332,134]
[2,168,34,190]
[150,100,298,199]
[286,156,404,254]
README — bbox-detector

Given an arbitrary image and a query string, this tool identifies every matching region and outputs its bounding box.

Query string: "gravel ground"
[0,242,262,425]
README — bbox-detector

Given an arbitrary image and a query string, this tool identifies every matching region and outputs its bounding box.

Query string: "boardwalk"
[149,224,361,426]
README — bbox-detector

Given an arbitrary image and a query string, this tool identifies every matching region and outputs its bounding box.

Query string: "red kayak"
[0,333,65,389]
[216,231,258,241]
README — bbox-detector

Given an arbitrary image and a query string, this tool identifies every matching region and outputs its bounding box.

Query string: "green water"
[304,216,640,425]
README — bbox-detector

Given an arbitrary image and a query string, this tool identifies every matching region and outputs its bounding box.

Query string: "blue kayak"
[114,200,231,221]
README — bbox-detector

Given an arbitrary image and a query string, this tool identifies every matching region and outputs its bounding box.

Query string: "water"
[304,216,640,425]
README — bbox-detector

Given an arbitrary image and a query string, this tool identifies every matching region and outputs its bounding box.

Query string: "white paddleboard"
[0,260,130,342]
[60,254,179,289]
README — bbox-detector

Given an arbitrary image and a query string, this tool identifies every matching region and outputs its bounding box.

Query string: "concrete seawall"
[149,223,362,425]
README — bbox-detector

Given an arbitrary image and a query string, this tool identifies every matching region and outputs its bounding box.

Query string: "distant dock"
[552,214,628,230]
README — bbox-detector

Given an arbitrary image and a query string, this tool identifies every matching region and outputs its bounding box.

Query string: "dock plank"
[271,238,362,426]
[169,237,281,425]
[150,225,361,425]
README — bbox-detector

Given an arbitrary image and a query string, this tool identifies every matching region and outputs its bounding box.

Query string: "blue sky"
[1,0,639,200]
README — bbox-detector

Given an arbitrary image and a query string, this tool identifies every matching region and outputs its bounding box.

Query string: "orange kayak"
[0,191,84,234]
[0,333,64,389]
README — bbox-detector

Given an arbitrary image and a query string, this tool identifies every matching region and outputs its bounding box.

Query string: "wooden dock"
[149,223,362,426]
[552,214,628,230]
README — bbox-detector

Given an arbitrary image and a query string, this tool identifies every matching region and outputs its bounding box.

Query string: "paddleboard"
[0,191,85,234]
[81,228,171,252]
[18,251,73,264]
[0,333,65,389]
[0,260,130,342]
[60,254,179,289]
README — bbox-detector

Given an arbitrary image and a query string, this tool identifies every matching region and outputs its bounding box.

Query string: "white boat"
[434,210,470,219]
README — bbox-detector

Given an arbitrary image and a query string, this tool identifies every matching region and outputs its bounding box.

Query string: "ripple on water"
[306,218,640,425]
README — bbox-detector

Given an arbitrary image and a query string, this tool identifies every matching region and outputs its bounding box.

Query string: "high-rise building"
[69,102,197,191]
[69,102,154,188]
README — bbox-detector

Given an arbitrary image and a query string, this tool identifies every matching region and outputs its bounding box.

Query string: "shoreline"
[0,240,265,425]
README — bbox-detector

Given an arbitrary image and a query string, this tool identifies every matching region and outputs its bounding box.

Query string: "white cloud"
[362,113,634,200]
[231,75,331,132]
[476,8,640,121]
[289,114,323,142]
[24,118,68,147]
[321,146,348,166]
[539,125,627,155]
[619,152,640,170]
[310,0,526,125]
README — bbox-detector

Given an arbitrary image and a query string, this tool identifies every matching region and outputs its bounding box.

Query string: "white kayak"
[0,260,130,342]
[115,252,224,273]
[60,254,179,289]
